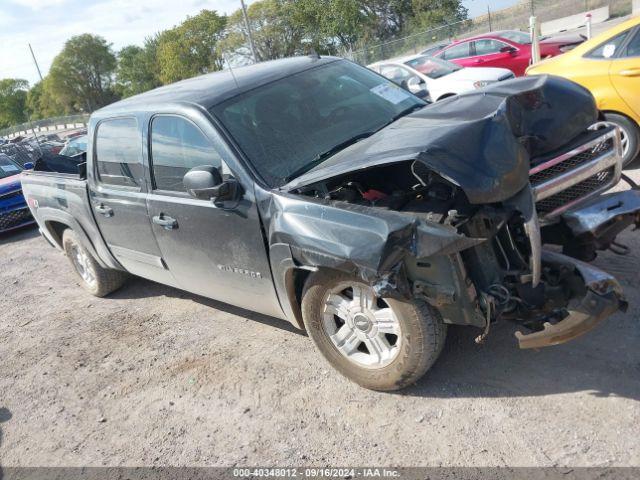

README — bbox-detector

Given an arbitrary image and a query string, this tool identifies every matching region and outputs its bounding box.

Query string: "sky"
[0,0,520,86]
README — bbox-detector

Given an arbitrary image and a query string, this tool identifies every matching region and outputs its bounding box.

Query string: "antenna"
[224,52,240,89]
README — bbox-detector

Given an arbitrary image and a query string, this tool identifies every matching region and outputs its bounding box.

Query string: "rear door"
[609,27,640,118]
[89,117,176,286]
[145,112,283,319]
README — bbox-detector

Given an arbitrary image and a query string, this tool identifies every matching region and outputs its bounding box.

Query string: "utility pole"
[487,5,492,32]
[28,43,43,81]
[240,0,258,63]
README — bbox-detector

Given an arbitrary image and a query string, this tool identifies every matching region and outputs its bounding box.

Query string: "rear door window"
[95,118,143,188]
[623,29,640,57]
[585,30,630,59]
[150,115,223,193]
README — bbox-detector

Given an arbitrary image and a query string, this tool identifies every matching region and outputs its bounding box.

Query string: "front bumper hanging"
[515,250,628,349]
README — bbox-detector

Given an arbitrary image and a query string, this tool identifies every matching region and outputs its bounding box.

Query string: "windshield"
[0,155,21,180]
[211,60,424,187]
[404,55,462,79]
[498,31,531,45]
[60,135,88,156]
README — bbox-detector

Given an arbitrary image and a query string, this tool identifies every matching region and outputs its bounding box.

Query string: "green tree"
[116,39,161,98]
[0,79,29,129]
[409,0,468,32]
[220,0,305,62]
[47,34,118,113]
[26,78,67,120]
[156,10,227,84]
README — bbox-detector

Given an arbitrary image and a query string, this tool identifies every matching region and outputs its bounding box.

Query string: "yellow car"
[526,17,640,166]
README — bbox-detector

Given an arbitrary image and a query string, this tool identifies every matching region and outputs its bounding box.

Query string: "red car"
[433,30,585,76]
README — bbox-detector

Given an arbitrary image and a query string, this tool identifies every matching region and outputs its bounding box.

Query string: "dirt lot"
[1,170,640,468]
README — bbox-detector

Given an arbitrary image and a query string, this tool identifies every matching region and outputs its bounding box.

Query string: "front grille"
[530,138,613,186]
[530,128,621,220]
[0,208,32,231]
[536,167,615,215]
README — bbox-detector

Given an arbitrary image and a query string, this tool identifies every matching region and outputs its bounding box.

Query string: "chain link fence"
[0,114,89,140]
[347,0,634,65]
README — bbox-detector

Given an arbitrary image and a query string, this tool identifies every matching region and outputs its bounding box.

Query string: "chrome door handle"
[94,203,113,217]
[619,69,640,77]
[152,214,178,230]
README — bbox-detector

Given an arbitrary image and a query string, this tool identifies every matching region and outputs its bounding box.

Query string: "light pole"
[28,43,43,81]
[240,0,258,63]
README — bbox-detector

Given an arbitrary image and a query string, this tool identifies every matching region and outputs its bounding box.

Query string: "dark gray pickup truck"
[22,56,640,390]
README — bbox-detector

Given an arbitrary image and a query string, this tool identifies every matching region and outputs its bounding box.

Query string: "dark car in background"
[0,154,34,233]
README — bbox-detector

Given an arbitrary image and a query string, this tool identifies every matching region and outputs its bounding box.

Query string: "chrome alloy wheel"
[322,282,401,368]
[70,244,97,288]
[591,120,630,160]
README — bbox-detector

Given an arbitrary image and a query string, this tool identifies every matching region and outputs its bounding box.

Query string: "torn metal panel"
[265,192,484,283]
[562,189,640,236]
[285,75,598,205]
[515,250,627,349]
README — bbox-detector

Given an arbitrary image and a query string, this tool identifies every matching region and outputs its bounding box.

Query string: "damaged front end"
[268,75,636,349]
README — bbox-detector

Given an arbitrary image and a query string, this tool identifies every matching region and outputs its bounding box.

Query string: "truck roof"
[96,55,341,115]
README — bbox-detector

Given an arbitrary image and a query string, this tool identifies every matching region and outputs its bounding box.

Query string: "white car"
[368,54,515,101]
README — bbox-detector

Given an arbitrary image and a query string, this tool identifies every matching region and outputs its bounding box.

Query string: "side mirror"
[406,76,429,99]
[183,165,236,202]
[23,161,34,170]
[500,46,517,54]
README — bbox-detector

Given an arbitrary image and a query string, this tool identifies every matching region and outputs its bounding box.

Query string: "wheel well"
[45,221,69,248]
[286,267,312,330]
[602,110,640,130]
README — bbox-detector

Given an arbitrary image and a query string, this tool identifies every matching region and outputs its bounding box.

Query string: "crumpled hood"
[285,75,598,204]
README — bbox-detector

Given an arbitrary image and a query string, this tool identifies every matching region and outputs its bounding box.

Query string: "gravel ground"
[1,169,639,468]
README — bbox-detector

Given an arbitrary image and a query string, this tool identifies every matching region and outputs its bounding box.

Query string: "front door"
[89,117,176,286]
[145,113,283,319]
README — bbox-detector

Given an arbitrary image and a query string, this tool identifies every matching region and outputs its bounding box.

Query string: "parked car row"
[0,130,88,234]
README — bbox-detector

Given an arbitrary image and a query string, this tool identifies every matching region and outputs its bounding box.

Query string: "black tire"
[62,229,127,297]
[604,113,640,167]
[301,269,447,391]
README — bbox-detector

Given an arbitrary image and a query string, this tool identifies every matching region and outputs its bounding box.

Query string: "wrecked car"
[21,56,640,391]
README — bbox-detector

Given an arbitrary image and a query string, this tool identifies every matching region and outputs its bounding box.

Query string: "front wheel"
[603,113,640,167]
[62,229,127,297]
[301,270,447,391]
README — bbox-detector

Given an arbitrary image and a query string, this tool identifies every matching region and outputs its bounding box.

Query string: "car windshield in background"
[0,155,21,179]
[404,56,462,79]
[212,60,424,187]
[498,31,531,44]
[60,135,88,156]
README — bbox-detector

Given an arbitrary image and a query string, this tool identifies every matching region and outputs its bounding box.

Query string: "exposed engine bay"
[289,151,636,348]
[275,75,640,349]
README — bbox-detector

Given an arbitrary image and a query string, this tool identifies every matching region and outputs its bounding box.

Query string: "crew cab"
[21,56,640,391]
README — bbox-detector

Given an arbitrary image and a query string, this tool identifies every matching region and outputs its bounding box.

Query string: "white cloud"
[9,0,68,9]
[0,0,249,85]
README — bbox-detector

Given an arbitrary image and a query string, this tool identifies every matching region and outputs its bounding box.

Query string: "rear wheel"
[62,229,127,297]
[603,113,640,167]
[301,269,447,391]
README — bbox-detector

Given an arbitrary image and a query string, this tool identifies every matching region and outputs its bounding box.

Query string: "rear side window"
[150,115,222,192]
[623,30,640,57]
[95,118,143,187]
[440,42,470,60]
[585,30,629,59]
